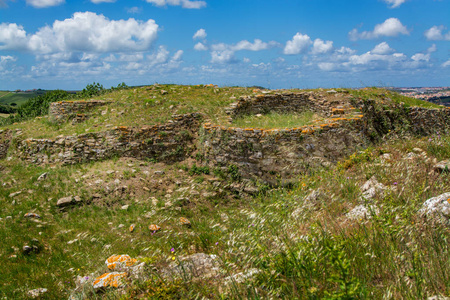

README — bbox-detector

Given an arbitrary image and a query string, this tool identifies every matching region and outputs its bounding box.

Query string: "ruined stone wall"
[17,113,201,165]
[226,92,355,120]
[49,100,110,123]
[201,117,366,185]
[201,93,450,184]
[0,129,11,159]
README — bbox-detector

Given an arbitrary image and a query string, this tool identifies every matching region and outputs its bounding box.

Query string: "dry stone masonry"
[18,113,201,165]
[2,92,450,184]
[49,100,111,123]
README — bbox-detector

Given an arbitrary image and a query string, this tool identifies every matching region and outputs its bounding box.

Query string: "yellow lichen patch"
[105,254,137,270]
[129,224,135,232]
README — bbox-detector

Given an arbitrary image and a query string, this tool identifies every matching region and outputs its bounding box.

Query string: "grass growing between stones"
[231,111,319,129]
[0,132,449,299]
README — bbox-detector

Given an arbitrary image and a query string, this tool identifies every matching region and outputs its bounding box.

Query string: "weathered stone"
[361,176,386,200]
[37,172,48,181]
[434,160,450,173]
[160,253,220,280]
[419,192,450,225]
[148,224,161,232]
[92,272,127,290]
[24,212,41,219]
[9,191,22,197]
[105,254,138,271]
[56,196,78,208]
[346,205,379,220]
[179,217,191,227]
[224,268,261,284]
[129,224,136,232]
[26,288,48,298]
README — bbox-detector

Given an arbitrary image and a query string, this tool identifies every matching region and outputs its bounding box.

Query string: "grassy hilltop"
[0,84,449,299]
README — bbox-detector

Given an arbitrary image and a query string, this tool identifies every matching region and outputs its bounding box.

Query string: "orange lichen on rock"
[106,254,138,270]
[92,272,127,289]
[148,224,161,232]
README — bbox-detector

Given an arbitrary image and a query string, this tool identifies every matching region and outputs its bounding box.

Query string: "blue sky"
[0,0,449,90]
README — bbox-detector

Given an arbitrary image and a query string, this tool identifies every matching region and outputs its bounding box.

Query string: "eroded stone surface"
[92,272,127,290]
[105,254,138,271]
[419,192,450,225]
[160,253,221,280]
[346,205,379,220]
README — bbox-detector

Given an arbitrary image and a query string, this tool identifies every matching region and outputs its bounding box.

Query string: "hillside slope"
[0,85,449,299]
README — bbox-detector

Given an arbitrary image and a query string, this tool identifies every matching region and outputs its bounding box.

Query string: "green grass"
[0,91,46,107]
[0,132,449,299]
[231,111,319,129]
[349,87,442,109]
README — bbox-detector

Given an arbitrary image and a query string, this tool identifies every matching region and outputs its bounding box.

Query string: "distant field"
[0,90,46,107]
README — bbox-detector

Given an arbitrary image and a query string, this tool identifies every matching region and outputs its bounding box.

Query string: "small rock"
[9,191,22,198]
[179,217,191,227]
[105,254,138,271]
[361,176,385,200]
[346,205,379,220]
[154,170,165,175]
[37,173,48,181]
[433,160,450,173]
[24,213,41,219]
[117,224,125,228]
[160,253,220,280]
[121,205,129,210]
[92,272,128,290]
[129,224,136,232]
[27,288,48,298]
[161,90,168,95]
[148,224,161,232]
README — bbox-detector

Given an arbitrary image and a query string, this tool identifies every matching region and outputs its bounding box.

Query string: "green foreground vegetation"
[0,85,449,299]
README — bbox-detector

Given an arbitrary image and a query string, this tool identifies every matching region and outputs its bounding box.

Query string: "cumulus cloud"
[424,25,450,41]
[0,12,159,54]
[311,39,333,55]
[349,18,409,40]
[371,42,394,55]
[208,39,278,63]
[26,0,64,8]
[193,28,207,40]
[145,0,206,9]
[0,23,28,50]
[442,60,450,68]
[384,0,407,8]
[283,33,312,55]
[194,42,208,51]
[127,6,142,13]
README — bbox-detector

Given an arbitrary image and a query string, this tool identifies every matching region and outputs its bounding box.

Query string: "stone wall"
[226,91,355,120]
[49,100,110,123]
[201,117,366,185]
[201,93,450,185]
[17,113,201,165]
[0,129,11,159]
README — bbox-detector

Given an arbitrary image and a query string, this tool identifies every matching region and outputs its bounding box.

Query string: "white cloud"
[424,25,450,41]
[26,0,64,8]
[193,28,206,40]
[194,42,208,51]
[172,49,183,61]
[208,39,278,64]
[442,60,450,68]
[411,53,430,62]
[25,12,158,53]
[127,6,142,13]
[145,0,206,9]
[371,42,394,55]
[349,18,409,40]
[283,33,312,55]
[311,39,333,54]
[211,49,236,64]
[427,44,437,53]
[0,23,28,50]
[384,0,407,8]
